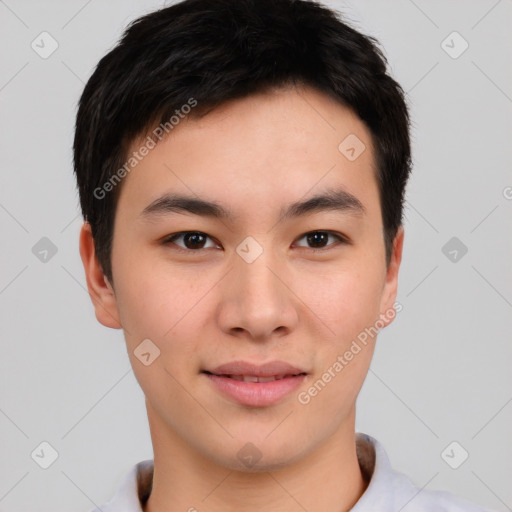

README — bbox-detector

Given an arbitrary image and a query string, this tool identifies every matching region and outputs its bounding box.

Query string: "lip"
[202,360,307,407]
[206,360,306,378]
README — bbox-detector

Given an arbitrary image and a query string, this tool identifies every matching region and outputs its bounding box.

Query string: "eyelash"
[162,230,349,254]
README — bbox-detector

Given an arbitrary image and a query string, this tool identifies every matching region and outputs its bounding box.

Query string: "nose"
[216,248,299,342]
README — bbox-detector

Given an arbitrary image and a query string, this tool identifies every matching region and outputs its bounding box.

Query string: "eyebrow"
[140,187,365,223]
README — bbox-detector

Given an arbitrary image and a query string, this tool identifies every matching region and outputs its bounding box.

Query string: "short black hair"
[73,0,411,285]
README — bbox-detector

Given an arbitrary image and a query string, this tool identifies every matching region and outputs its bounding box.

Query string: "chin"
[205,437,308,474]
[219,451,300,474]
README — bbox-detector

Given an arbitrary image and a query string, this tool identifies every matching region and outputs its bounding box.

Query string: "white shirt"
[88,433,495,511]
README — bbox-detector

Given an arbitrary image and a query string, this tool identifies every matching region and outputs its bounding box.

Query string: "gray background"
[1,0,511,511]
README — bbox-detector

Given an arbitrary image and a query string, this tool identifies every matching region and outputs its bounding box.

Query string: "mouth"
[202,371,307,382]
[203,359,308,378]
[201,360,308,407]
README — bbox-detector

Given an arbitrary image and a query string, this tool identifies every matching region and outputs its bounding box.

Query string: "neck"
[143,403,368,512]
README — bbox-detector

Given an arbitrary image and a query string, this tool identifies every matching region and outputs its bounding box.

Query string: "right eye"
[162,231,220,253]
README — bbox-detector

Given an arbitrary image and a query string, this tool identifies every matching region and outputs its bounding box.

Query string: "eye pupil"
[307,231,328,248]
[184,232,206,249]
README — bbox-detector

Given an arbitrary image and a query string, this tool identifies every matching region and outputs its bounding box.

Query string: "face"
[80,85,403,471]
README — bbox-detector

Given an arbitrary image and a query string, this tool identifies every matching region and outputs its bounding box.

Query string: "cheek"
[118,279,203,405]
[299,264,385,344]
[296,272,382,423]
[111,241,182,333]
[114,264,207,373]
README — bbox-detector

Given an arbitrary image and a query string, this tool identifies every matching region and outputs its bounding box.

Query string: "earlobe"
[79,222,122,329]
[379,226,404,327]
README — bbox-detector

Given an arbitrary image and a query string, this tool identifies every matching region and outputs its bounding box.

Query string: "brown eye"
[295,231,347,251]
[164,231,217,251]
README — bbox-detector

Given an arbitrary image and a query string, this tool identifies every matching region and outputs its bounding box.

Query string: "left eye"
[163,230,347,252]
[294,231,347,250]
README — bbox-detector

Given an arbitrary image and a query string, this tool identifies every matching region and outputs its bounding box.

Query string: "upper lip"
[204,360,307,377]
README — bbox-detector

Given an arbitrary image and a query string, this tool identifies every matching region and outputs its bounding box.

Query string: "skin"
[80,84,404,512]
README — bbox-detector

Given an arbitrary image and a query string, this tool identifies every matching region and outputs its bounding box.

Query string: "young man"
[74,0,494,510]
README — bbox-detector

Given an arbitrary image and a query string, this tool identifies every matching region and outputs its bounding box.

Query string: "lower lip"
[204,373,306,407]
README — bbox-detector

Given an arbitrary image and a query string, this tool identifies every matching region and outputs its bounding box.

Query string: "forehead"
[116,85,380,224]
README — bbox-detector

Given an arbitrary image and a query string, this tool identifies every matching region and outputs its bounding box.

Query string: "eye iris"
[184,232,206,249]
[308,231,328,248]
[176,231,336,251]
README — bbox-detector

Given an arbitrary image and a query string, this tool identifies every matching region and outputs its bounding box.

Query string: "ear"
[79,222,122,329]
[378,226,404,327]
